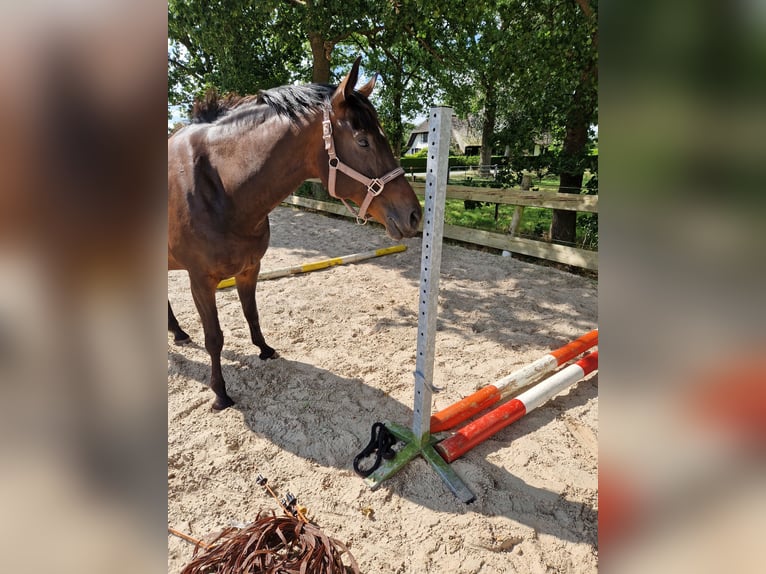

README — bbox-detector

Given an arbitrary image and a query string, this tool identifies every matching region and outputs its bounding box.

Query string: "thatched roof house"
[404,115,482,156]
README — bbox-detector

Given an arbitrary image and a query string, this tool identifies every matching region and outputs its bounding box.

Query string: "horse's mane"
[190,91,258,123]
[256,83,336,122]
[191,84,379,130]
[190,85,333,125]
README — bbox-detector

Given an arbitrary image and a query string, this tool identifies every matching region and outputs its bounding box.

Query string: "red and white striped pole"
[430,330,598,433]
[436,351,598,463]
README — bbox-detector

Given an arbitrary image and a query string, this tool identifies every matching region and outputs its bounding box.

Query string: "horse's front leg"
[235,265,276,360]
[189,273,234,410]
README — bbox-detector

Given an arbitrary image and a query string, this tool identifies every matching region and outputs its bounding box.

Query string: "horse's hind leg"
[189,274,234,410]
[235,266,276,360]
[168,301,191,344]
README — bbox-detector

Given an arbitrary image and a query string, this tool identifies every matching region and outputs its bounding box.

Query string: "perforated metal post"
[363,106,474,504]
[412,106,451,444]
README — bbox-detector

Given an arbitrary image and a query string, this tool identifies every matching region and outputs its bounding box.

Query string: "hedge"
[399,155,508,170]
[508,152,598,175]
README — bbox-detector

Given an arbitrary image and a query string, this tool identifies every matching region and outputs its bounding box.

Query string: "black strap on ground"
[353,422,397,478]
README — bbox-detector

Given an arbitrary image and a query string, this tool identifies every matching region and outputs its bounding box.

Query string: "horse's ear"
[357,73,377,98]
[333,56,362,105]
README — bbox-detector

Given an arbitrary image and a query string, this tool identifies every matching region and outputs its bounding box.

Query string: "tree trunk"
[479,83,496,178]
[551,92,588,245]
[551,1,597,247]
[309,33,332,84]
[308,33,332,199]
[389,89,404,159]
[551,174,583,244]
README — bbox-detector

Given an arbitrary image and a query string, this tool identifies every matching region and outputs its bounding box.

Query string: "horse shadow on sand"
[169,342,597,547]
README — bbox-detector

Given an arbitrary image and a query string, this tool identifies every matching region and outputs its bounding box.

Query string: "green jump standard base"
[364,421,476,504]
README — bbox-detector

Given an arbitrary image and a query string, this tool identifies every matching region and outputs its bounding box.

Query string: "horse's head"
[322,58,422,240]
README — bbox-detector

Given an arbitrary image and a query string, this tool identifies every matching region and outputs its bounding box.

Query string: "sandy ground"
[168,205,598,573]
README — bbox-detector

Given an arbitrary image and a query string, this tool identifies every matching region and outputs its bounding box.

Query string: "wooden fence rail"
[409,182,598,213]
[283,182,598,271]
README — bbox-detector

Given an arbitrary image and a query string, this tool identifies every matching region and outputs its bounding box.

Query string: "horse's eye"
[357,138,369,148]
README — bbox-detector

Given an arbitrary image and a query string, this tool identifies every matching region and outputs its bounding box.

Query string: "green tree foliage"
[497,0,598,243]
[277,0,383,83]
[351,1,443,157]
[168,0,597,246]
[168,0,386,109]
[167,0,305,106]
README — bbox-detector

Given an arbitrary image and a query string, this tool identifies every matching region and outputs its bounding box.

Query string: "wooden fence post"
[508,171,532,236]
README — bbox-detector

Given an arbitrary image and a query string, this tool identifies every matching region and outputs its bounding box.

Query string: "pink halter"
[322,106,405,224]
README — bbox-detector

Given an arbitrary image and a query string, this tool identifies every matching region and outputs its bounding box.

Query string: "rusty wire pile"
[177,510,359,574]
[173,473,360,573]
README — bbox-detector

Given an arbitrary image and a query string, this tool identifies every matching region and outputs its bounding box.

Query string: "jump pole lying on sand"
[363,106,476,504]
[430,329,598,433]
[436,351,599,463]
[217,245,406,289]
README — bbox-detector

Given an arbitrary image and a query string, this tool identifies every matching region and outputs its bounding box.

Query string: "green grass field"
[443,200,597,250]
[442,172,597,250]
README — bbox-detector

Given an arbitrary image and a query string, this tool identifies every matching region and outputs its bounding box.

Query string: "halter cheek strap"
[322,107,404,224]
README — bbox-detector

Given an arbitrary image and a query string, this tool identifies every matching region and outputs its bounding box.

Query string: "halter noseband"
[322,106,404,224]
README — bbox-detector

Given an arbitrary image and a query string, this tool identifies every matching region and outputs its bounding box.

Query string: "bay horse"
[168,58,422,410]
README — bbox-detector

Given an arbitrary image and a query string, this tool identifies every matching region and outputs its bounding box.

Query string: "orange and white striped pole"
[436,351,598,463]
[430,329,598,433]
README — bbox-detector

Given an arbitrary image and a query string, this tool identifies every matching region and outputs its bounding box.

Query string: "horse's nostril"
[410,208,421,230]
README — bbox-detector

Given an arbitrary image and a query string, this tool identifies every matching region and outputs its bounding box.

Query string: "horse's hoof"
[259,347,277,360]
[211,395,235,411]
[173,335,191,346]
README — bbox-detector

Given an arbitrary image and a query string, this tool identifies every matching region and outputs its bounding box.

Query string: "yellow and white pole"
[217,244,406,289]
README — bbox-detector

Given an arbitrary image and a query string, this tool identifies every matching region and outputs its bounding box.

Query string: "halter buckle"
[322,119,333,151]
[368,178,384,196]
